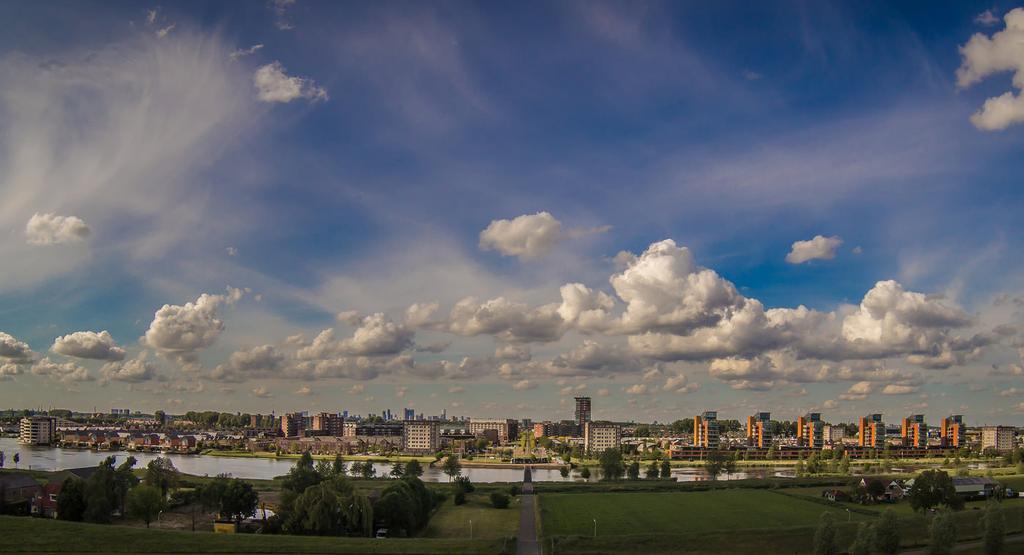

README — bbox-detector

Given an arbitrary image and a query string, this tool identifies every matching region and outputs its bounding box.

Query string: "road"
[517,467,540,555]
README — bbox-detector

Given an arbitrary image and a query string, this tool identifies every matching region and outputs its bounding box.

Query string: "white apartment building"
[584,422,621,455]
[981,426,1015,453]
[19,416,57,445]
[402,420,440,454]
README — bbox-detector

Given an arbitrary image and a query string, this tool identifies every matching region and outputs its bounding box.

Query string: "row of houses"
[0,467,97,518]
[59,430,201,453]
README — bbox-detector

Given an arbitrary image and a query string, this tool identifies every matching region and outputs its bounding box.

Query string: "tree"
[154,410,166,425]
[627,461,640,480]
[928,511,956,555]
[848,521,876,555]
[283,452,322,494]
[127,485,165,528]
[598,448,624,480]
[813,512,839,555]
[559,466,569,478]
[332,455,347,476]
[221,478,259,522]
[660,459,671,478]
[490,491,510,508]
[982,501,1005,555]
[704,451,727,481]
[0,450,4,468]
[580,467,591,480]
[389,462,405,479]
[454,476,474,494]
[874,508,901,555]
[645,461,659,479]
[840,452,851,475]
[84,458,118,523]
[404,459,424,478]
[144,457,179,498]
[442,456,462,481]
[13,453,19,468]
[766,445,777,460]
[56,477,86,521]
[114,457,139,516]
[909,470,962,513]
[359,461,377,479]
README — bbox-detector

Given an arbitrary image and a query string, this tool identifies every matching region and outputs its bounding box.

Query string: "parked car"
[375,528,389,539]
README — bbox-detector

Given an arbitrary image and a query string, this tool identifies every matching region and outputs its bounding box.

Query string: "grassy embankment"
[421,492,520,539]
[0,515,512,554]
[536,475,1024,554]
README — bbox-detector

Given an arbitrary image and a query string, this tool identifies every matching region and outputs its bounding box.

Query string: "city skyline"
[2,2,1024,425]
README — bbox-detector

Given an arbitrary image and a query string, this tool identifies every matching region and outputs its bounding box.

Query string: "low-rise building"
[402,420,439,454]
[584,421,621,455]
[311,412,344,436]
[468,418,518,444]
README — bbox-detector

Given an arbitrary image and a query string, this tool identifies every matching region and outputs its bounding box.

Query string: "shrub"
[489,492,510,509]
[509,484,520,497]
[454,491,466,505]
[454,476,474,494]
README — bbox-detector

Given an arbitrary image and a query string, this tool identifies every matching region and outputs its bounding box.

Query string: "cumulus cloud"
[785,235,843,264]
[447,296,564,343]
[253,62,327,103]
[1,332,35,364]
[143,289,243,363]
[479,212,609,261]
[976,9,1000,26]
[210,345,285,382]
[25,213,90,245]
[270,0,296,30]
[100,353,157,383]
[957,8,1024,130]
[295,385,313,396]
[662,372,700,394]
[251,385,272,398]
[31,357,92,383]
[52,331,125,361]
[546,340,643,377]
[512,379,537,391]
[297,313,414,359]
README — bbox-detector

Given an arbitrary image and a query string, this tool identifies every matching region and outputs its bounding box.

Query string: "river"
[0,437,794,483]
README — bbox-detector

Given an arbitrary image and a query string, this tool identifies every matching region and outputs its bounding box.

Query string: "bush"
[454,491,466,505]
[490,492,510,509]
[454,476,474,494]
[509,484,520,497]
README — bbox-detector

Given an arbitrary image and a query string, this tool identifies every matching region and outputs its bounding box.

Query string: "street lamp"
[845,508,851,522]
[469,519,473,539]
[593,518,597,538]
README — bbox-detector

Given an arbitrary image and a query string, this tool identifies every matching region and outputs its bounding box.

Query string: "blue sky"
[1,1,1023,426]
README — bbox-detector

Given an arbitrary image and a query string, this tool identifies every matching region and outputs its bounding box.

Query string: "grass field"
[421,493,520,539]
[538,489,872,537]
[0,515,512,554]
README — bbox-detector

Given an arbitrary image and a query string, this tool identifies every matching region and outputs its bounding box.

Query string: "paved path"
[900,532,1023,554]
[517,467,540,555]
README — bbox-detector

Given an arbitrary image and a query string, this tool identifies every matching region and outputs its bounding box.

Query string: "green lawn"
[539,489,872,537]
[421,493,520,539]
[0,515,512,554]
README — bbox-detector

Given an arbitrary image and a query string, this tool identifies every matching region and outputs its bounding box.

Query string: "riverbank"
[201,449,436,463]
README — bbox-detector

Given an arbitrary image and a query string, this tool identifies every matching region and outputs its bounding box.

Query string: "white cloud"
[448,385,464,394]
[31,357,92,383]
[495,344,532,361]
[100,353,157,383]
[156,24,176,38]
[297,313,414,359]
[270,0,296,30]
[143,289,243,363]
[957,8,1024,130]
[226,246,238,257]
[52,330,125,361]
[512,379,537,391]
[479,212,609,261]
[447,296,564,343]
[882,384,919,395]
[209,345,285,382]
[25,213,90,246]
[229,44,264,61]
[785,235,843,264]
[251,385,272,398]
[662,373,700,394]
[839,381,874,401]
[822,399,838,409]
[295,385,312,396]
[0,332,35,364]
[625,383,650,395]
[253,62,327,103]
[976,10,1000,26]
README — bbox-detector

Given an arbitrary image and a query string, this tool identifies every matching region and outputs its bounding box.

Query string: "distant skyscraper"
[404,408,415,421]
[574,396,592,434]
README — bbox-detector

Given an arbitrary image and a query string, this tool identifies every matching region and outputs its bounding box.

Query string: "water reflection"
[0,438,794,483]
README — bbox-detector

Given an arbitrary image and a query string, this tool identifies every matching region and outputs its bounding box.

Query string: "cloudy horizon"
[2,2,1023,426]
